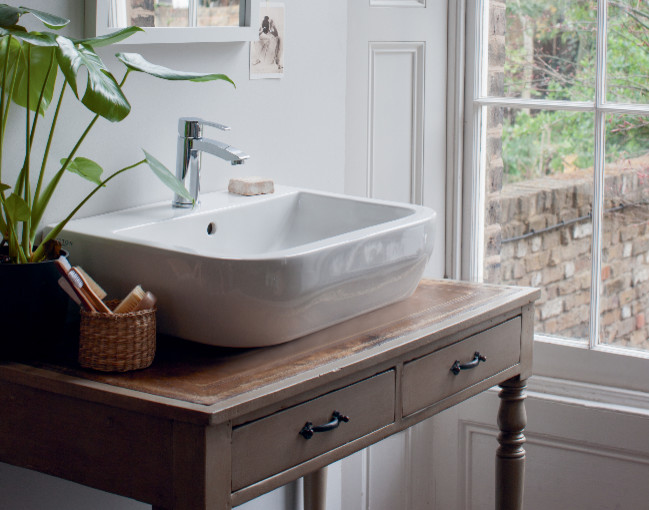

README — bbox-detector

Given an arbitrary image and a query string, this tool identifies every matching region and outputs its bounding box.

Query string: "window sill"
[533,335,649,394]
[524,375,649,415]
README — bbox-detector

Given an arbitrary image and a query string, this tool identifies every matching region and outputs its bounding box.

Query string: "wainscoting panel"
[464,423,649,510]
[431,380,649,510]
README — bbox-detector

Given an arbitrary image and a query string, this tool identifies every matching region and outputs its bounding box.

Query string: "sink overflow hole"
[207,222,217,235]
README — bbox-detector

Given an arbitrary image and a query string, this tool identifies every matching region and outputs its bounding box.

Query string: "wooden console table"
[0,280,538,509]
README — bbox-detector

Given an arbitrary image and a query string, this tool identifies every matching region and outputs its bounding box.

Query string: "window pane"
[600,114,649,350]
[109,1,188,28]
[483,106,593,342]
[197,0,240,27]
[112,1,241,28]
[606,1,649,104]
[155,1,188,27]
[489,0,597,100]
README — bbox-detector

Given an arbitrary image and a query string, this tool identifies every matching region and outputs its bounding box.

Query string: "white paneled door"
[343,2,448,510]
[345,0,448,278]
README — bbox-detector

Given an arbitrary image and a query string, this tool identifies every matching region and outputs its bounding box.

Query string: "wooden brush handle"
[73,269,112,314]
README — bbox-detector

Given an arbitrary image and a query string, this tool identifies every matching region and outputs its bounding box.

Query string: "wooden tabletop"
[0,279,539,425]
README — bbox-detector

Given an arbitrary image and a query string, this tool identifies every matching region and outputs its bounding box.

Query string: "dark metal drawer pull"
[299,411,350,440]
[450,352,487,375]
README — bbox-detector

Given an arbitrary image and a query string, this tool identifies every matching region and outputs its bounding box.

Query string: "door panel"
[345,0,447,278]
[368,42,425,204]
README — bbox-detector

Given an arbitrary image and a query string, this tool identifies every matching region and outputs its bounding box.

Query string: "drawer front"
[231,370,395,491]
[402,317,521,417]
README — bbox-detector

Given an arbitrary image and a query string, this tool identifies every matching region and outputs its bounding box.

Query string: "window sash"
[467,0,649,354]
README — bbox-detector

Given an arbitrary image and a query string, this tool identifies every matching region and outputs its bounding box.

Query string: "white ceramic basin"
[58,186,436,347]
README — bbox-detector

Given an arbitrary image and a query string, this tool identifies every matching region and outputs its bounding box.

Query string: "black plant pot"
[0,248,73,361]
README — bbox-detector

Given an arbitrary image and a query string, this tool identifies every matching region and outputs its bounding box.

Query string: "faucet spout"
[173,117,249,208]
[192,138,250,166]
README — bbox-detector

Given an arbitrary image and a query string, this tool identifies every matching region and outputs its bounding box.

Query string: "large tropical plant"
[0,4,234,264]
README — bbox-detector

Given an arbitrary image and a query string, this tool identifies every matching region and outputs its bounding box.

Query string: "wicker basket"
[79,300,156,372]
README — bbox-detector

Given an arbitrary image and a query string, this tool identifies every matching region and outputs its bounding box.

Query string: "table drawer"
[402,317,521,417]
[231,370,395,491]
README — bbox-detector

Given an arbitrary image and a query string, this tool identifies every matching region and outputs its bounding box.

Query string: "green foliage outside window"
[500,0,649,183]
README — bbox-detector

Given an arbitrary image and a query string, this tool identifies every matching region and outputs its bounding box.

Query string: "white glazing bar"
[475,97,649,116]
[589,0,608,350]
[474,97,595,111]
[189,0,198,27]
[472,104,486,283]
[599,102,649,115]
[591,113,605,349]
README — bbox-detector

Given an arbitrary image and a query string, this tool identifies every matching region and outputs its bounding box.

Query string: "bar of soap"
[228,177,275,196]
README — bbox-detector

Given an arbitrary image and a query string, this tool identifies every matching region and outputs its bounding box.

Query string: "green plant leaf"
[116,52,235,85]
[0,182,10,192]
[143,150,193,202]
[56,37,130,121]
[74,26,144,48]
[0,6,69,30]
[0,5,22,27]
[12,44,57,115]
[63,156,104,186]
[18,7,69,30]
[54,36,79,98]
[0,27,58,46]
[4,192,30,221]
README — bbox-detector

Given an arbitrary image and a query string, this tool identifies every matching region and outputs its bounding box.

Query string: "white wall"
[1,0,348,508]
[3,0,348,225]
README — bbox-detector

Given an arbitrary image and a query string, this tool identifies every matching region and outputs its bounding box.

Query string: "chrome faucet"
[173,117,250,208]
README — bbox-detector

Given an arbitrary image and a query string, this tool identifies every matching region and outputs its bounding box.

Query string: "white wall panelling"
[430,380,649,510]
[367,430,414,509]
[368,42,425,204]
[462,422,649,509]
[344,1,447,508]
[340,420,440,510]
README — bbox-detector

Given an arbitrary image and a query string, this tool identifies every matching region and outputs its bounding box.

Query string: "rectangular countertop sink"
[58,186,436,347]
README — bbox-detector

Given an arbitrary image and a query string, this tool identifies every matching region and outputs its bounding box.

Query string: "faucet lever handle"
[178,117,231,137]
[202,119,231,132]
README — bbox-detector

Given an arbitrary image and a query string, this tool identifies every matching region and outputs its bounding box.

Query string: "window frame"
[451,0,649,393]
[86,0,260,43]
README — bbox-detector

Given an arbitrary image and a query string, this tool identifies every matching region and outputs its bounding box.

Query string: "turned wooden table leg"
[303,466,328,510]
[496,377,527,510]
